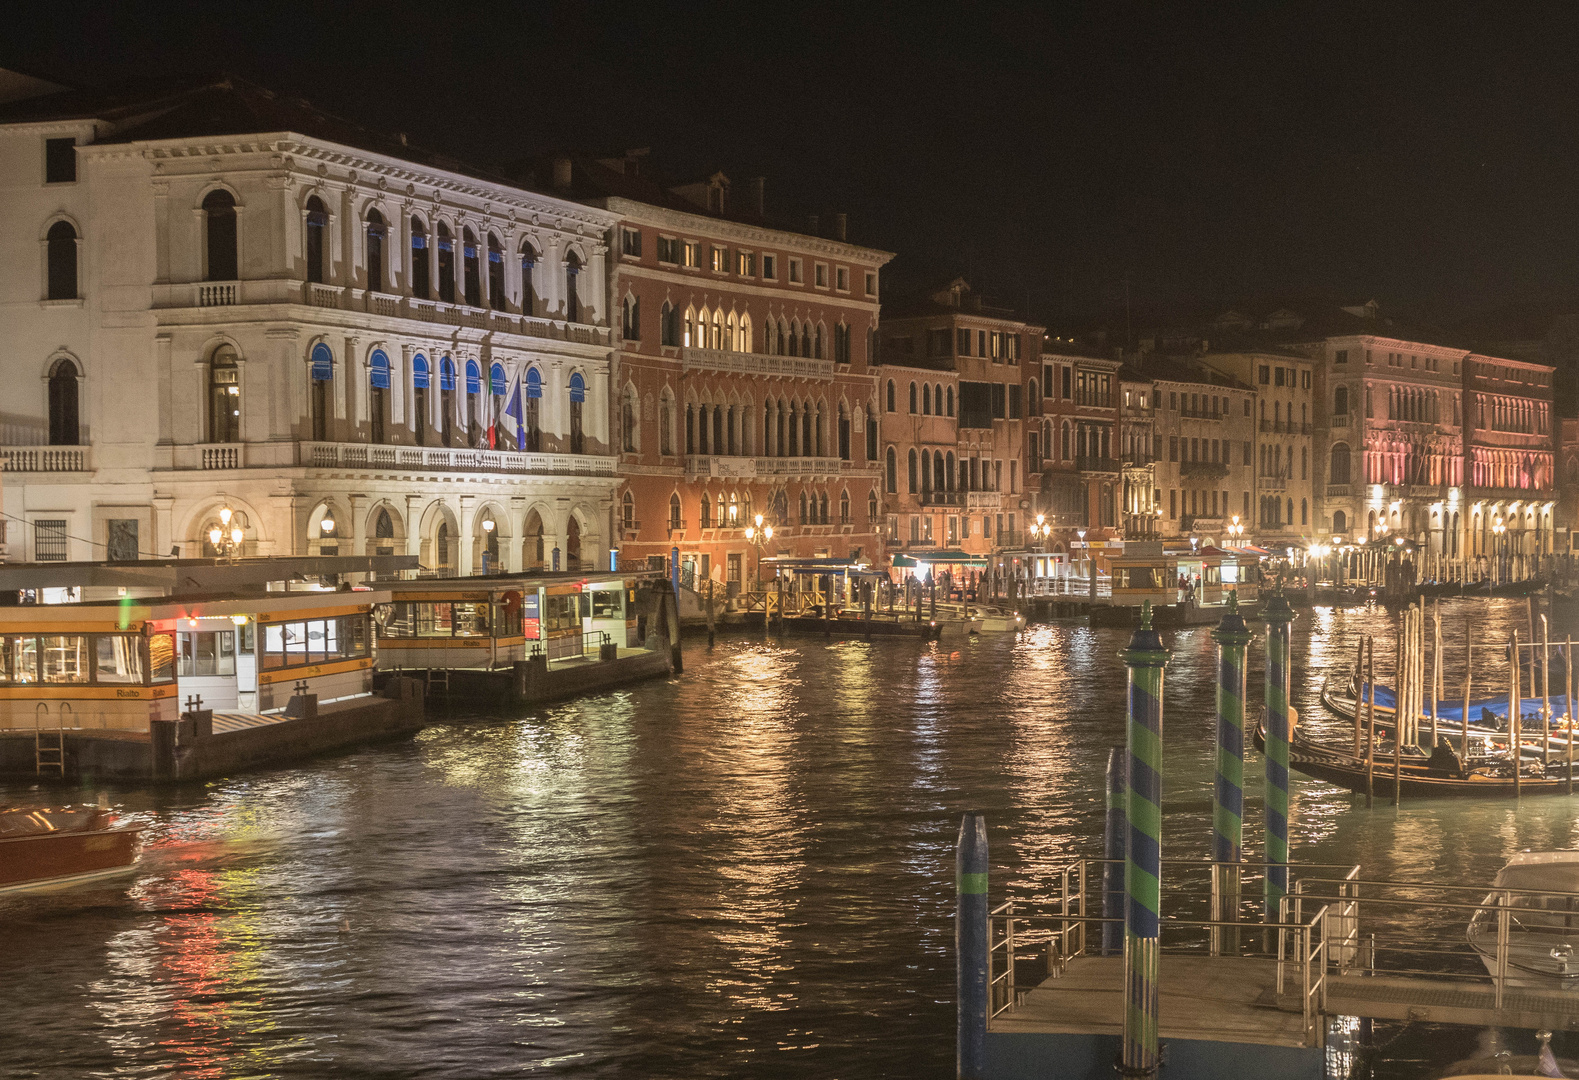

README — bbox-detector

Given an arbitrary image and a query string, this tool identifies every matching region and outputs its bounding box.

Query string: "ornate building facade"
[0,76,620,571]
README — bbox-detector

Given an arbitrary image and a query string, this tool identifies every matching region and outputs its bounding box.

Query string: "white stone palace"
[0,73,620,573]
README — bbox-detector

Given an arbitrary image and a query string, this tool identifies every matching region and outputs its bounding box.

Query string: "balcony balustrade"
[680,347,835,381]
[685,454,843,479]
[0,446,92,472]
[1179,460,1229,479]
[170,440,614,477]
[1075,456,1121,474]
[166,280,612,347]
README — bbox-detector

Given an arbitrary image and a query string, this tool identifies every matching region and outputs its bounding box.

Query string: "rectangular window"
[815,263,828,288]
[788,258,803,283]
[978,330,987,357]
[711,246,728,273]
[1335,349,1348,365]
[762,254,777,279]
[33,519,67,562]
[928,329,952,356]
[1008,385,1022,419]
[957,328,971,356]
[736,250,755,276]
[45,137,76,183]
[1169,436,1179,461]
[1243,440,1251,464]
[657,236,680,264]
[621,227,642,257]
[1061,366,1072,399]
[1274,367,1285,387]
[990,382,1007,419]
[177,630,236,677]
[682,241,700,268]
[1258,365,1270,385]
[95,634,146,684]
[865,272,877,295]
[40,635,88,683]
[1365,350,1373,364]
[1301,369,1311,389]
[836,266,849,291]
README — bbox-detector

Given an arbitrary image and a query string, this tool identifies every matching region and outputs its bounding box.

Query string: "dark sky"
[10,1,1579,331]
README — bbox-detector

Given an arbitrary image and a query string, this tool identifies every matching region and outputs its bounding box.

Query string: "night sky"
[9,2,1579,331]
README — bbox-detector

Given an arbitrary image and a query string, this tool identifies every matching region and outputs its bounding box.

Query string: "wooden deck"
[991,956,1310,1048]
[991,955,1579,1046]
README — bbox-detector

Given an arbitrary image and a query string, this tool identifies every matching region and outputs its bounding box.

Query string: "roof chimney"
[832,213,847,242]
[748,176,765,217]
[806,213,820,236]
[552,156,573,191]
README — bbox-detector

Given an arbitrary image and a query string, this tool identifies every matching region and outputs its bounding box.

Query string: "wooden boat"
[1254,719,1575,798]
[0,805,143,893]
[1467,851,1579,990]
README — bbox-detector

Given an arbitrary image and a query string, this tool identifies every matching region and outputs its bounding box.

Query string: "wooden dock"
[993,954,1579,1049]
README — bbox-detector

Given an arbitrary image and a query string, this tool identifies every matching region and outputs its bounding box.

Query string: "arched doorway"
[565,516,582,570]
[523,510,545,571]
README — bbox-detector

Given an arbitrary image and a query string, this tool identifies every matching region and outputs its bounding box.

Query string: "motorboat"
[1467,851,1579,987]
[0,804,144,894]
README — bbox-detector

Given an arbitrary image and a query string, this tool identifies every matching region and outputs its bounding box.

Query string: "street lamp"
[481,517,497,574]
[743,512,774,596]
[208,505,246,559]
[1226,514,1244,545]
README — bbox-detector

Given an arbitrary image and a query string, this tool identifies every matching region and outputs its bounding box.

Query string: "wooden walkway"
[991,955,1579,1047]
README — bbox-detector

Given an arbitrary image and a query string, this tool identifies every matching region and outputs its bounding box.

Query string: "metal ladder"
[424,667,451,698]
[34,703,64,778]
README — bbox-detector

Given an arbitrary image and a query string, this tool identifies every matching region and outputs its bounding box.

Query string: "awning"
[892,551,990,567]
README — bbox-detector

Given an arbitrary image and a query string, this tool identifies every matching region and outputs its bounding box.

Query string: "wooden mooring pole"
[1366,637,1376,809]
[1512,631,1522,800]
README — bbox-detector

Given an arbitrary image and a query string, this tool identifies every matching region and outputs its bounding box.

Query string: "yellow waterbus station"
[371,570,678,704]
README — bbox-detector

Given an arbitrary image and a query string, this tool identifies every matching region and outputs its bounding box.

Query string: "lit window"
[711,246,728,273]
[682,241,700,268]
[736,251,755,276]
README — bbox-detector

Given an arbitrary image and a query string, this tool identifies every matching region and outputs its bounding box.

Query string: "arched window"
[838,403,851,461]
[623,294,641,341]
[813,324,824,360]
[46,220,77,300]
[908,448,918,494]
[778,319,790,355]
[436,223,456,303]
[922,384,932,415]
[202,189,237,281]
[801,323,812,357]
[659,301,677,347]
[304,197,328,284]
[908,381,917,413]
[439,356,457,446]
[945,451,956,491]
[622,387,638,453]
[946,385,955,417]
[1332,510,1347,535]
[819,492,829,524]
[412,354,430,445]
[310,342,334,441]
[711,310,723,350]
[462,228,482,307]
[1301,498,1309,525]
[1334,385,1348,415]
[487,233,505,310]
[886,446,897,492]
[566,516,583,571]
[886,380,896,412]
[366,209,386,293]
[490,362,507,448]
[464,359,482,445]
[1330,442,1351,486]
[410,216,429,298]
[569,372,586,453]
[621,491,635,530]
[436,522,451,573]
[565,252,582,322]
[524,367,542,451]
[208,346,240,443]
[868,490,878,522]
[374,507,395,543]
[799,490,809,524]
[669,493,682,530]
[47,357,79,446]
[519,242,537,313]
[367,349,390,444]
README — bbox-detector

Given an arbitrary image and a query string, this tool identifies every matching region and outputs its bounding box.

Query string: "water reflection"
[0,597,1574,1078]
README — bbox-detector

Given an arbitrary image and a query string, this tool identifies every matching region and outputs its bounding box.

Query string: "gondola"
[1253,717,1577,798]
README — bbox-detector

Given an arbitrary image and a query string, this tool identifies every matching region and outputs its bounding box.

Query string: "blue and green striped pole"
[1122,601,1171,1077]
[1260,587,1297,926]
[1103,745,1126,956]
[1212,592,1251,954]
[956,811,988,1080]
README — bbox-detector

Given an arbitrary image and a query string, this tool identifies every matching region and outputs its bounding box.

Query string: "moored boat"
[0,804,143,893]
[1467,851,1579,989]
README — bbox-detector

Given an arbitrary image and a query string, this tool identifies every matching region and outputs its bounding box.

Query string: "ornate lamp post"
[481,517,497,574]
[207,505,246,560]
[743,512,774,606]
[1226,515,1244,546]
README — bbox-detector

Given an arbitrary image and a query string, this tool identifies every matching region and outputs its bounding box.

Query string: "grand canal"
[4,597,1577,1078]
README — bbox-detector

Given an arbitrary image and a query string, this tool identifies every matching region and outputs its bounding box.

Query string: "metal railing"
[987,859,1357,1043]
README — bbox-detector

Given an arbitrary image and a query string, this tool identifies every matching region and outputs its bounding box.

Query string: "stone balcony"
[681,347,836,381]
[168,440,615,477]
[685,454,844,479]
[162,279,612,347]
[0,446,93,472]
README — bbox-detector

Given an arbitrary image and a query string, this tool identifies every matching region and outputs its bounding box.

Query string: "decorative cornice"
[600,197,894,267]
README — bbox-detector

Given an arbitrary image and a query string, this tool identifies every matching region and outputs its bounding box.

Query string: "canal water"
[4,597,1577,1078]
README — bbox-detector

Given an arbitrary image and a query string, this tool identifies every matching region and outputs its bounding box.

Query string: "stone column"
[456,494,476,576]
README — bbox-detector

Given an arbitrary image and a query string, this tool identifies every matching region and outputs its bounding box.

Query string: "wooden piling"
[1542,615,1552,768]
[1429,603,1440,750]
[1568,636,1575,796]
[1512,631,1522,800]
[1366,637,1376,809]
[1462,618,1472,764]
[1393,619,1403,808]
